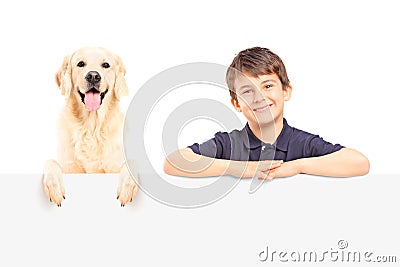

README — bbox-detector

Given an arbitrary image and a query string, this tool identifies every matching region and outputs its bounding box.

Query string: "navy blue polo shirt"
[188,119,344,161]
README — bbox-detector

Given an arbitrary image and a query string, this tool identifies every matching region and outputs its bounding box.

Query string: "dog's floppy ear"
[55,55,73,97]
[113,54,128,100]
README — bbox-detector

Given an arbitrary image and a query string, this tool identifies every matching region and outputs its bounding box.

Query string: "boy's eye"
[241,89,252,94]
[265,84,273,89]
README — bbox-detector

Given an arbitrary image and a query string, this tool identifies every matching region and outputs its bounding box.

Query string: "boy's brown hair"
[226,47,290,101]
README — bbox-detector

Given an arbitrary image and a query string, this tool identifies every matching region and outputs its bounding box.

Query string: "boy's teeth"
[254,106,268,111]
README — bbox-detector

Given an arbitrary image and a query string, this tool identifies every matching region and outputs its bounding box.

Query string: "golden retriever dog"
[43,47,138,207]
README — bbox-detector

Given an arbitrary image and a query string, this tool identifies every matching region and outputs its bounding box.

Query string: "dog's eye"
[102,62,110,68]
[77,61,85,67]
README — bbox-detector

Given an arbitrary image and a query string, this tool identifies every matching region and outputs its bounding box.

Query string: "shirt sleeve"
[305,135,344,157]
[187,132,229,159]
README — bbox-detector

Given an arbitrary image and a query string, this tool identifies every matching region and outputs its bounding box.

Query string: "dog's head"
[55,47,128,112]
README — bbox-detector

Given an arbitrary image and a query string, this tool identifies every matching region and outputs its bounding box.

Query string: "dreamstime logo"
[337,239,348,249]
[258,240,397,263]
[123,62,275,208]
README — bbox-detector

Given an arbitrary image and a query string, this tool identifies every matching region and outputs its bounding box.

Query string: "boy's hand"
[258,160,301,180]
[228,160,283,178]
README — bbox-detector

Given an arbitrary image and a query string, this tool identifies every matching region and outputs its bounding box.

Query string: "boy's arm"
[164,148,282,178]
[261,148,370,179]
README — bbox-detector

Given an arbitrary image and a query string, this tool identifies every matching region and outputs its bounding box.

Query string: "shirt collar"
[243,118,291,152]
[274,118,291,152]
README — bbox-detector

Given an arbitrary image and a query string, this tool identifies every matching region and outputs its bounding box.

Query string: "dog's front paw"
[43,160,65,207]
[117,165,138,207]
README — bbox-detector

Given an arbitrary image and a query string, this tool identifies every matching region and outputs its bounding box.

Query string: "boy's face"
[231,73,292,128]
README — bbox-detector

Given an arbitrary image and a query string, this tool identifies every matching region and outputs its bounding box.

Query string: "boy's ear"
[231,98,242,112]
[283,84,293,101]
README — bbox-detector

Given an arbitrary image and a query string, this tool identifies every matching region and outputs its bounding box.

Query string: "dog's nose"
[85,71,101,84]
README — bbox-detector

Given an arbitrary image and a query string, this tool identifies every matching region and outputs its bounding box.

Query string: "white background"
[0,0,399,266]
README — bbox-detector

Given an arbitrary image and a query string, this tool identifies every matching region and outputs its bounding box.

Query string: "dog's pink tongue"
[85,91,101,111]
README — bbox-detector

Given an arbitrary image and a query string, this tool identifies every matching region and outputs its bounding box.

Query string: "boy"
[163,47,369,180]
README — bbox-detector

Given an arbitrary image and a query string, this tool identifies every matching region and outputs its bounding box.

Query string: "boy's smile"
[231,73,292,142]
[253,103,273,113]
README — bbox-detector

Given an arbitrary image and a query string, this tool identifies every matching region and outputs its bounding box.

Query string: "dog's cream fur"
[43,47,137,206]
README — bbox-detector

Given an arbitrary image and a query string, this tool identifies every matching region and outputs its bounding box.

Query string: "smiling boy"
[163,47,369,179]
